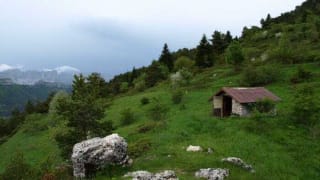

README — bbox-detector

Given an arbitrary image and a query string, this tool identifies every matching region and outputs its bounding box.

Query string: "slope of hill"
[240,0,320,64]
[0,63,319,179]
[0,82,71,116]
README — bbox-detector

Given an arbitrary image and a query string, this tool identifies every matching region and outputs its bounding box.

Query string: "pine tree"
[72,74,87,100]
[266,14,271,22]
[24,100,35,114]
[159,43,174,71]
[224,31,233,45]
[260,18,265,28]
[195,35,214,68]
[261,14,272,28]
[55,74,113,159]
[87,73,108,99]
[211,31,224,55]
[145,61,169,87]
[129,67,138,86]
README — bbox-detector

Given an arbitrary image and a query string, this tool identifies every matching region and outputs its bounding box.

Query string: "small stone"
[275,32,282,38]
[186,145,202,152]
[124,170,178,180]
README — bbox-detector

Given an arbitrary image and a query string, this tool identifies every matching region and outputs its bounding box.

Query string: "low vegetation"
[120,108,136,126]
[1,1,320,179]
[240,64,279,86]
[171,90,184,104]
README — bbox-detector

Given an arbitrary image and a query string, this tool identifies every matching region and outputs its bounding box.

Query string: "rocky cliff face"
[0,67,79,85]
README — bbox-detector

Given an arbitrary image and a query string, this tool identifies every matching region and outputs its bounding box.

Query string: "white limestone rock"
[275,32,282,38]
[186,145,202,152]
[195,168,229,180]
[222,157,255,173]
[124,170,178,180]
[207,148,214,154]
[71,133,130,178]
[124,171,153,180]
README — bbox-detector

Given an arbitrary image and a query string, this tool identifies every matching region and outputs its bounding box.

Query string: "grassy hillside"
[1,1,320,179]
[240,0,320,64]
[1,63,319,179]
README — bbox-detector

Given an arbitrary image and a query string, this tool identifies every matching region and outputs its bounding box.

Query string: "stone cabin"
[212,87,280,117]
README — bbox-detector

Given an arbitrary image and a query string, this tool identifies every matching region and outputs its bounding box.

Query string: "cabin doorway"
[223,96,232,117]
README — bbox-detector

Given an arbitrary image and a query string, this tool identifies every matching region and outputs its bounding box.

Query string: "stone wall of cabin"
[231,100,249,116]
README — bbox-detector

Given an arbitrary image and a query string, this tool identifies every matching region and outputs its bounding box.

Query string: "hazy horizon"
[0,0,305,77]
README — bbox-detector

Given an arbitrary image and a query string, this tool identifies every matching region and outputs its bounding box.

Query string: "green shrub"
[133,73,147,92]
[170,68,193,88]
[120,82,129,93]
[248,98,276,114]
[54,130,80,159]
[290,66,313,84]
[0,152,38,180]
[310,124,320,139]
[120,108,135,126]
[140,97,150,105]
[290,85,319,126]
[171,90,184,104]
[179,68,193,85]
[149,99,169,121]
[180,103,187,110]
[49,91,70,114]
[128,138,152,158]
[269,35,297,64]
[22,114,49,134]
[39,156,73,180]
[241,65,279,86]
[245,111,270,134]
[23,120,48,134]
[174,56,195,71]
[136,121,164,134]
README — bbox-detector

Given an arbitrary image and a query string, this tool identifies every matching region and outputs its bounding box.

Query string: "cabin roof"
[214,87,281,103]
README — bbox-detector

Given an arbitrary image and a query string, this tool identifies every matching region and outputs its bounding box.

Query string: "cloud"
[43,66,81,74]
[0,64,23,72]
[55,66,80,74]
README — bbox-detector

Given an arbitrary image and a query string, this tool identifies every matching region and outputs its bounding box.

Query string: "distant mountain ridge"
[0,65,80,85]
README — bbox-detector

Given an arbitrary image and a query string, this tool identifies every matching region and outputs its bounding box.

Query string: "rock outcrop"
[222,157,255,173]
[71,133,130,178]
[124,170,178,180]
[195,168,229,180]
[186,145,202,152]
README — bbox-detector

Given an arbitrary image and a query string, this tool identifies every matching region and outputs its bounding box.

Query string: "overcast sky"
[0,0,305,77]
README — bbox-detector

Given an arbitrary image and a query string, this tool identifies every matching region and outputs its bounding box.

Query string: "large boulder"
[195,168,229,180]
[222,157,254,173]
[71,133,130,178]
[124,170,178,180]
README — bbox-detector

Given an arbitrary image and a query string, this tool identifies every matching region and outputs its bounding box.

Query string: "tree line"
[105,30,242,95]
